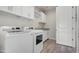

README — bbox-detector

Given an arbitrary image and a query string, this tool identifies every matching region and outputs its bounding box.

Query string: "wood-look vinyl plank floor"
[41,39,75,53]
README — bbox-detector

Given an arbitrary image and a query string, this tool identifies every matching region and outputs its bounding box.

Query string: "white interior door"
[56,6,73,47]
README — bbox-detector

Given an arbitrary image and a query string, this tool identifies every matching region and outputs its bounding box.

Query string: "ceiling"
[35,6,56,14]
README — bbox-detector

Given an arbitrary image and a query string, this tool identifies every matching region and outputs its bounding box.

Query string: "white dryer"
[31,30,43,53]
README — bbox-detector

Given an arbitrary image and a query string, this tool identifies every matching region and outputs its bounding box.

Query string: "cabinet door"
[8,6,14,12]
[44,14,46,22]
[28,7,34,19]
[0,6,8,11]
[34,10,41,20]
[41,12,46,23]
[13,6,23,16]
[22,6,34,19]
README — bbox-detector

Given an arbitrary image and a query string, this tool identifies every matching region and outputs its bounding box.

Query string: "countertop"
[34,28,49,31]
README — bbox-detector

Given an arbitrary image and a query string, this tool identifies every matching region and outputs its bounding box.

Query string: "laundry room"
[0,6,78,53]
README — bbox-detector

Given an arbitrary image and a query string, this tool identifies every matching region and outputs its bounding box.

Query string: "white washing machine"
[4,31,34,53]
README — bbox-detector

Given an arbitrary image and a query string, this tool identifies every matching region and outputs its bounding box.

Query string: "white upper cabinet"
[12,6,23,16]
[34,9,42,20]
[22,6,34,19]
[0,6,8,11]
[8,6,14,12]
[40,12,46,23]
[0,6,34,20]
[34,9,46,23]
[0,6,46,21]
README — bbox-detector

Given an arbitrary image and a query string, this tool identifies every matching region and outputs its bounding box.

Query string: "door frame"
[76,6,79,52]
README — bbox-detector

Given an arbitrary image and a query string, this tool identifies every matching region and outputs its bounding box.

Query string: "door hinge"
[72,16,76,19]
[72,39,74,41]
[72,6,74,8]
[72,17,74,19]
[72,27,74,30]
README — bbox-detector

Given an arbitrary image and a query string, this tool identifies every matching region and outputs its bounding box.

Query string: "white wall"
[45,9,56,40]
